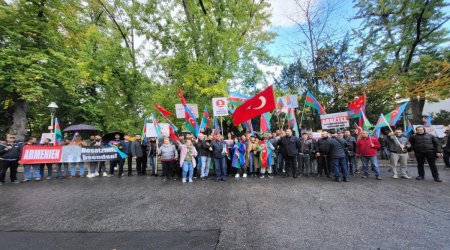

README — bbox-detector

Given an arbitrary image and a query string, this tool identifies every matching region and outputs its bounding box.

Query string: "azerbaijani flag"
[141,117,148,143]
[200,105,211,132]
[384,101,409,126]
[287,108,300,137]
[177,88,199,136]
[242,120,254,135]
[213,116,221,135]
[358,109,372,131]
[373,114,390,138]
[424,115,432,127]
[403,118,413,136]
[305,91,326,115]
[150,114,164,140]
[54,117,62,145]
[260,112,271,133]
[228,92,250,114]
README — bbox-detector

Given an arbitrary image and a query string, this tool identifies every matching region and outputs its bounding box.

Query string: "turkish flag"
[177,88,187,106]
[232,85,276,126]
[348,94,366,110]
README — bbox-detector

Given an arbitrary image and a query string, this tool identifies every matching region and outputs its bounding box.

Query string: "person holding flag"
[232,136,247,178]
[259,134,275,178]
[356,131,382,180]
[387,128,412,179]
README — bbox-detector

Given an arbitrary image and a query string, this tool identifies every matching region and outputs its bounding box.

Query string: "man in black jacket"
[315,131,331,178]
[409,126,443,182]
[0,134,22,185]
[280,129,301,178]
[344,130,357,175]
[298,132,313,177]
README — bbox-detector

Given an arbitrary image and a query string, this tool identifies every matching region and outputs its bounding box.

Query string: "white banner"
[145,123,170,137]
[40,133,55,144]
[320,112,350,130]
[175,104,199,119]
[212,97,229,116]
[412,125,445,137]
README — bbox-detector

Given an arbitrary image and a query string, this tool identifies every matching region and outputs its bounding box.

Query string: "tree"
[353,0,450,123]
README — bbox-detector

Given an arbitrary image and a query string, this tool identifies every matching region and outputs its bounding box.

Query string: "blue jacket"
[329,137,348,158]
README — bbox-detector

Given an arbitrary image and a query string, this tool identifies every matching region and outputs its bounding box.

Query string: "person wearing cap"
[0,134,22,185]
[356,131,382,180]
[443,129,450,169]
[387,128,412,179]
[329,131,350,182]
[409,126,443,182]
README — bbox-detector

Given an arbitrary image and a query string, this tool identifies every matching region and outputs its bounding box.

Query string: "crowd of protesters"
[1,125,449,186]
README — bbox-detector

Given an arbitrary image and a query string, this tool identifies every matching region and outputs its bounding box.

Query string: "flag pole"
[381,113,402,146]
[299,97,307,129]
[220,116,224,137]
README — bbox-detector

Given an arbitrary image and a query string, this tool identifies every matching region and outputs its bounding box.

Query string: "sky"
[260,0,359,84]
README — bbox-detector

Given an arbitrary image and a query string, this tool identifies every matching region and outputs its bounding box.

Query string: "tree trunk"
[9,99,28,141]
[409,97,425,124]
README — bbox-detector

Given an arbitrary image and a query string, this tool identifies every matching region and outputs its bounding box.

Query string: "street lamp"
[48,102,59,133]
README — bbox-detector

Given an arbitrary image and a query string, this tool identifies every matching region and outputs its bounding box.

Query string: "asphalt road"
[1,163,450,249]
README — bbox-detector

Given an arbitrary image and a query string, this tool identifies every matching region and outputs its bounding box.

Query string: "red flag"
[232,85,276,126]
[169,126,178,141]
[152,102,174,117]
[177,88,187,106]
[348,94,366,110]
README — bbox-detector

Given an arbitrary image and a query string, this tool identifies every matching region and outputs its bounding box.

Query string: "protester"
[0,134,21,185]
[387,128,412,179]
[409,126,443,182]
[443,129,450,169]
[329,131,350,182]
[280,129,301,178]
[56,139,70,179]
[122,135,132,176]
[147,137,158,177]
[87,135,103,178]
[68,133,87,179]
[378,134,390,160]
[158,137,178,181]
[249,136,260,177]
[199,134,213,180]
[39,137,53,180]
[298,132,313,177]
[356,131,382,180]
[178,139,198,183]
[109,133,124,177]
[211,134,227,181]
[316,131,331,178]
[232,137,246,178]
[259,134,275,178]
[22,137,41,182]
[343,130,357,175]
[131,134,145,176]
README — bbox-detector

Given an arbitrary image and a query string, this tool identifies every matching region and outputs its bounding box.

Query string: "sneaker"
[46,176,52,180]
[22,179,31,183]
[182,178,186,183]
[243,173,247,178]
[12,180,20,184]
[259,174,265,179]
[95,172,100,177]
[401,175,411,179]
[376,176,382,180]
[102,172,107,177]
[268,174,273,178]
[392,174,398,179]
[189,179,193,183]
[35,178,41,181]
[107,174,113,177]
[235,174,240,178]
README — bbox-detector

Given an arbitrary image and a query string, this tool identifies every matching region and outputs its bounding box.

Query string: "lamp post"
[48,102,59,133]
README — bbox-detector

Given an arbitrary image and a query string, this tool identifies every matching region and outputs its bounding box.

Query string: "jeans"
[276,152,284,173]
[415,151,439,179]
[297,154,311,175]
[40,163,53,178]
[148,156,157,175]
[24,164,41,180]
[331,157,349,179]
[380,147,390,159]
[346,154,356,174]
[390,152,409,176]
[361,156,380,177]
[214,157,227,180]
[201,156,211,178]
[70,162,85,177]
[56,163,69,177]
[182,161,194,180]
[89,162,98,174]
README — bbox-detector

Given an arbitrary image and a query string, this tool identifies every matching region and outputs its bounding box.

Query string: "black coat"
[316,137,331,155]
[328,137,348,159]
[280,136,301,157]
[409,133,442,154]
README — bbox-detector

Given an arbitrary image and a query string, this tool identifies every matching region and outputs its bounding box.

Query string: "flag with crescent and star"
[347,94,366,119]
[232,85,276,126]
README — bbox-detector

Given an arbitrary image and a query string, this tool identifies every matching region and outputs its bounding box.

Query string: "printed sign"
[175,104,199,118]
[21,145,62,164]
[212,97,229,116]
[145,123,170,137]
[80,146,119,161]
[320,112,350,129]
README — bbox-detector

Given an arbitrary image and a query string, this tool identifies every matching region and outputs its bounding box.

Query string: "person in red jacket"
[356,131,382,180]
